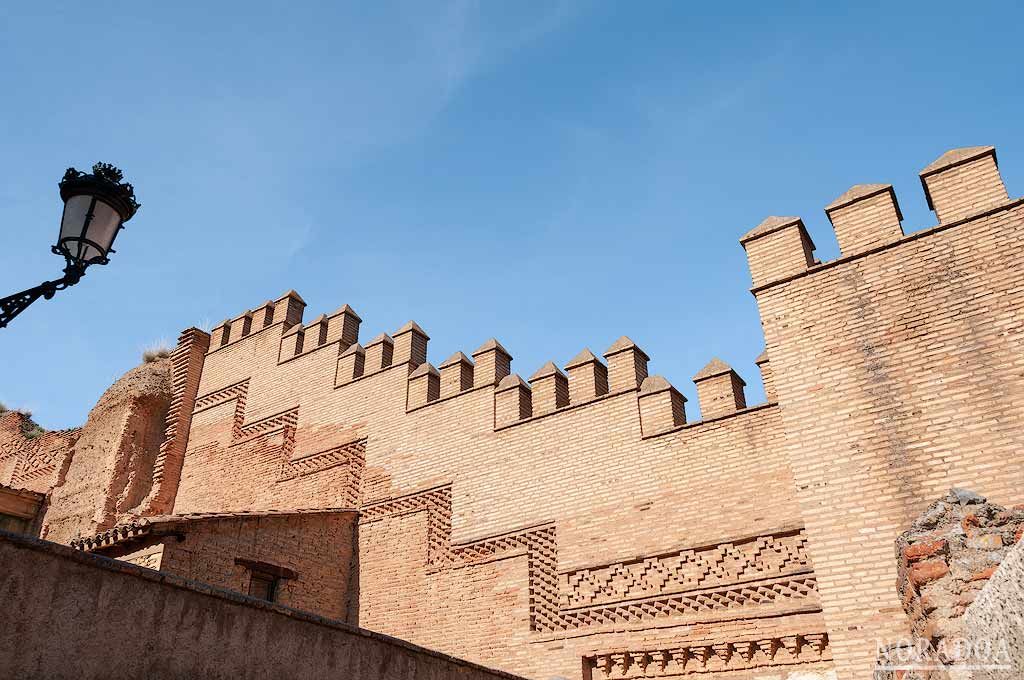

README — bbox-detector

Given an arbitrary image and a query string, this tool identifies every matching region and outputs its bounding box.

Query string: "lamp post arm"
[0,265,85,329]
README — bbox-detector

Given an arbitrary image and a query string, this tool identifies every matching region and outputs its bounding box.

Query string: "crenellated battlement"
[742,145,1016,292]
[196,294,781,493]
[200,285,769,440]
[196,145,1021,440]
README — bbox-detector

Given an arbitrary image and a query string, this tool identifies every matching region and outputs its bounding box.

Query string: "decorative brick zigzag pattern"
[190,384,818,635]
[277,440,366,481]
[584,633,830,678]
[145,328,210,514]
[361,486,561,630]
[193,381,248,412]
[193,379,365,497]
[361,486,455,569]
[194,379,298,453]
[1,439,61,480]
[454,523,561,631]
[277,441,366,506]
[359,486,818,633]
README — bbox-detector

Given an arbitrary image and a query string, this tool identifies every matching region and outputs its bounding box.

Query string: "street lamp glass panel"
[58,195,123,264]
[86,199,122,254]
[58,195,91,246]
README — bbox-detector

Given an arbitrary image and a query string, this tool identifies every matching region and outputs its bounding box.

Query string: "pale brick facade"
[1,144,1021,680]
[746,147,1024,678]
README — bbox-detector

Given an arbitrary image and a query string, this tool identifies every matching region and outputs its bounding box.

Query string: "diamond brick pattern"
[561,531,810,609]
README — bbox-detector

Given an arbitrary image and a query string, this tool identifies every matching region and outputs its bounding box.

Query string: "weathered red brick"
[908,559,950,588]
[904,539,947,562]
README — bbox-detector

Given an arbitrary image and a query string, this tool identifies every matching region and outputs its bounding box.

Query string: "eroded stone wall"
[40,358,172,543]
[875,490,1024,679]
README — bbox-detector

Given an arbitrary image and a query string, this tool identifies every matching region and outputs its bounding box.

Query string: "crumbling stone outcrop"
[876,489,1024,678]
[896,489,1024,647]
[40,358,173,544]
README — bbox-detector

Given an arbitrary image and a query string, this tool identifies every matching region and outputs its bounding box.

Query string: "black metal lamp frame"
[0,163,139,329]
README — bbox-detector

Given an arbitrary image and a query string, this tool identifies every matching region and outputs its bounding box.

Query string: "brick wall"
[745,147,1023,677]
[0,411,79,493]
[168,291,826,678]
[96,511,357,621]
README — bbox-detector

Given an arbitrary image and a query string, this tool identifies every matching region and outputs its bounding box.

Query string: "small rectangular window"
[236,558,296,603]
[0,513,30,535]
[248,572,279,602]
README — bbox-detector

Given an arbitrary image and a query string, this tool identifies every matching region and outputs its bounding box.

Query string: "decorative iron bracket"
[0,264,85,329]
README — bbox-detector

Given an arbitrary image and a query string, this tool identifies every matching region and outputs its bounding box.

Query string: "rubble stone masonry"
[1,145,1021,680]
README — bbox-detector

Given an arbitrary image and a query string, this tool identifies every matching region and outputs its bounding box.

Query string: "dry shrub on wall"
[142,342,171,363]
[0,403,46,439]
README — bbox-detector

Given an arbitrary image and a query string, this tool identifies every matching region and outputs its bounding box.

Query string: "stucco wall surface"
[0,530,523,680]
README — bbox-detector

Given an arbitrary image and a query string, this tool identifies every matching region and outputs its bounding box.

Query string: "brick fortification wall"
[743,146,1024,677]
[0,530,523,680]
[2,144,1019,680]
[174,295,827,678]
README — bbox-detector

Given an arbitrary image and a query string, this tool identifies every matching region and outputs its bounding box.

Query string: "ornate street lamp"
[0,163,140,329]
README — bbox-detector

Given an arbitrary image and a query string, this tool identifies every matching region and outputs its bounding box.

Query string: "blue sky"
[2,1,1022,429]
